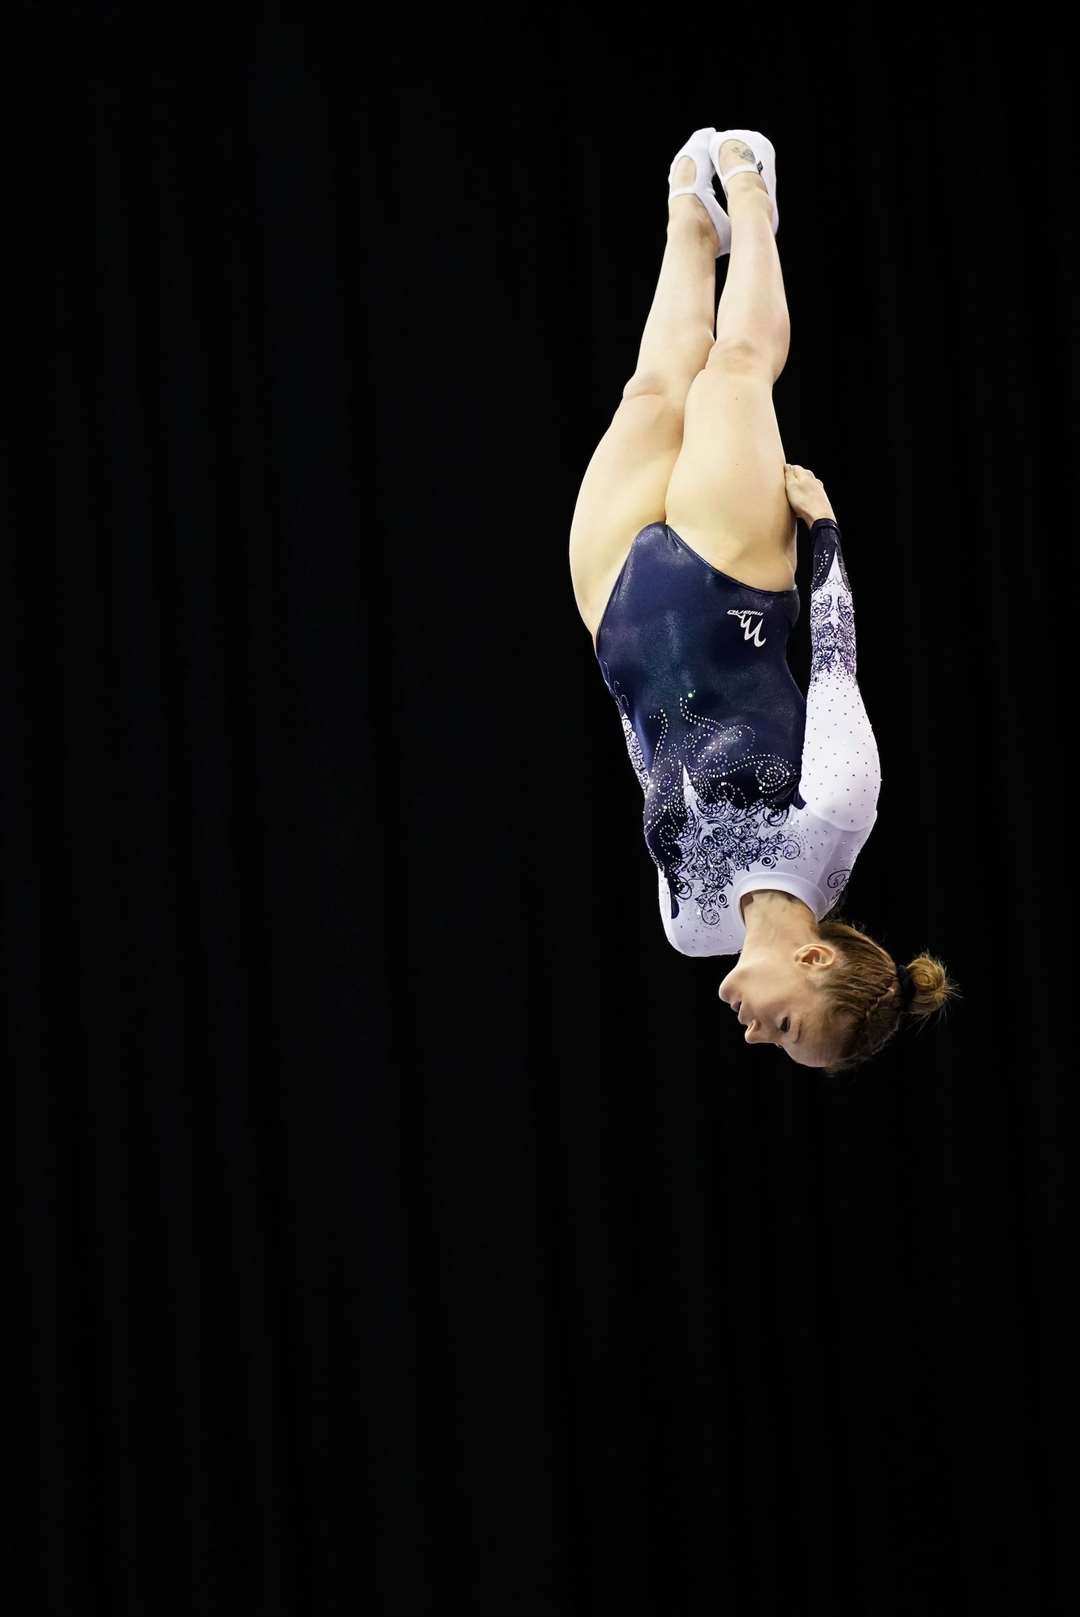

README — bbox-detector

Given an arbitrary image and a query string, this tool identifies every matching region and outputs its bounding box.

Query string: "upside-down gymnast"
[568,127,958,1074]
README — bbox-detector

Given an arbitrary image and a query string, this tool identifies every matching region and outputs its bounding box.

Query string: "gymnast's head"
[717,889,959,1073]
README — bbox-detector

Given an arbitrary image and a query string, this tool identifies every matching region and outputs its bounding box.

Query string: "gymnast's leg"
[663,139,798,589]
[568,158,721,639]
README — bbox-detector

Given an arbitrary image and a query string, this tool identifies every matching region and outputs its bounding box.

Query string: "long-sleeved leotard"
[593,516,880,956]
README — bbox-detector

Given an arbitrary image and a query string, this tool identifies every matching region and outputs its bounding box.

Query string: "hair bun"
[907,955,955,1013]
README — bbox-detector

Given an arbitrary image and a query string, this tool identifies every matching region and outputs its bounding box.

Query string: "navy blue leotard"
[594,517,880,956]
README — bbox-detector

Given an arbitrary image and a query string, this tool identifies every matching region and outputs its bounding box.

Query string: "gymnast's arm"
[796,514,881,831]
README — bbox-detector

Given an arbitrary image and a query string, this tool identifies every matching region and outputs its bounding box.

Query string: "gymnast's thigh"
[568,386,684,641]
[662,347,797,591]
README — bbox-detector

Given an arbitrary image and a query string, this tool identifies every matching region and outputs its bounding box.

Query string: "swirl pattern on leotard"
[809,590,857,681]
[615,689,805,925]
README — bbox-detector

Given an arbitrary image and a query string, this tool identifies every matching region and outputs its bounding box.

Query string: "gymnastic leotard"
[594,517,880,956]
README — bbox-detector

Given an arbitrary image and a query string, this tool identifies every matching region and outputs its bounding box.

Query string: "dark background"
[11,4,1072,1614]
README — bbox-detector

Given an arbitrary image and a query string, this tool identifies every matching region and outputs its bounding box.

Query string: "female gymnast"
[568,127,958,1074]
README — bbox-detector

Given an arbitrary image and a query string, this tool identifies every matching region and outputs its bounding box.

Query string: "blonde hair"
[813,907,962,1075]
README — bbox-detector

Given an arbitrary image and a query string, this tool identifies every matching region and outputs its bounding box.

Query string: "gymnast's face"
[717,944,843,1068]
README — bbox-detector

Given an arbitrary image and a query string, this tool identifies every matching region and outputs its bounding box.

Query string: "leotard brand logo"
[728,608,766,647]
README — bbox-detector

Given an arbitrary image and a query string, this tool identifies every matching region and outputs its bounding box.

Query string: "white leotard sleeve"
[796,518,881,830]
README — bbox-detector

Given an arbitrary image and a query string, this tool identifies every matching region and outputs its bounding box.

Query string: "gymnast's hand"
[784,463,835,526]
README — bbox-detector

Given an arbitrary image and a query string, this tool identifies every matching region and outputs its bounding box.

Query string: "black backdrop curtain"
[12,5,1072,1614]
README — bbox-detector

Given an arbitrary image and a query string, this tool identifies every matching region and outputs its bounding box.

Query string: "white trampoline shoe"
[667,127,731,257]
[709,129,779,235]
